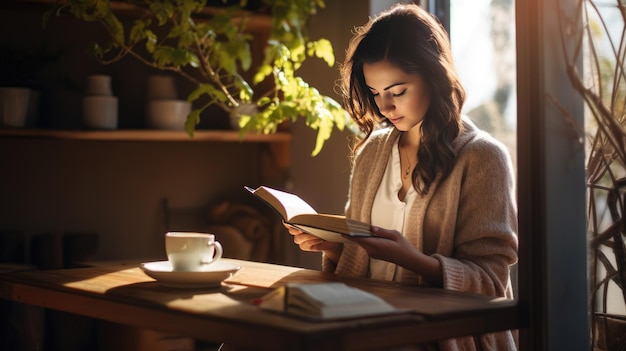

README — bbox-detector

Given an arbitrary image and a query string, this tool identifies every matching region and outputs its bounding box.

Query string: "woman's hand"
[349,226,417,263]
[348,226,443,286]
[284,223,343,264]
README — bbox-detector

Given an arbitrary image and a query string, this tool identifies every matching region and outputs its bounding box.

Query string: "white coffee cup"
[165,232,223,272]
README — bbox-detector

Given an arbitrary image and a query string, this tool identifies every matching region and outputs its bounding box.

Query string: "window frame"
[516,0,589,349]
[433,0,591,348]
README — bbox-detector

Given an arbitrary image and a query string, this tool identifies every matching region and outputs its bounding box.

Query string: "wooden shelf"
[0,129,291,168]
[0,128,289,142]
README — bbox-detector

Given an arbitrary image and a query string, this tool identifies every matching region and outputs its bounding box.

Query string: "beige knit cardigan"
[322,118,519,351]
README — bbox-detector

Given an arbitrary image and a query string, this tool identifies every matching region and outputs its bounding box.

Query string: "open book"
[245,185,376,243]
[255,282,398,320]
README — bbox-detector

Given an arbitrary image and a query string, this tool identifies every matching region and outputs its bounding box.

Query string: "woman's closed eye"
[371,89,407,98]
[391,89,407,97]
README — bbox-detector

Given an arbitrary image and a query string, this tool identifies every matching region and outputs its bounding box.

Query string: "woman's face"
[363,60,431,132]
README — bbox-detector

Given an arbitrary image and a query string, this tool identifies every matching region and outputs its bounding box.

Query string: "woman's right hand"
[284,223,343,264]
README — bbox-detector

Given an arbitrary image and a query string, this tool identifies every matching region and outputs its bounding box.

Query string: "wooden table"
[0,259,520,350]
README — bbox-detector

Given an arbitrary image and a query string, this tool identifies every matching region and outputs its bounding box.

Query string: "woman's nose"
[378,96,395,115]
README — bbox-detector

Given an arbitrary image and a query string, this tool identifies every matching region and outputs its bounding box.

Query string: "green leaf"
[153,46,199,68]
[307,38,335,67]
[144,30,158,53]
[238,41,252,71]
[185,109,202,136]
[149,1,175,26]
[311,114,334,156]
[130,19,147,44]
[257,96,271,106]
[253,64,273,84]
[234,77,253,101]
[188,83,228,103]
[216,45,237,75]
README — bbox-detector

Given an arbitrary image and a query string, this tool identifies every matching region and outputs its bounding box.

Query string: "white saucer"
[139,261,241,288]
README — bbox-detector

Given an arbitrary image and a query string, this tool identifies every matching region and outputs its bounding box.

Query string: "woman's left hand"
[347,226,417,264]
[347,226,443,286]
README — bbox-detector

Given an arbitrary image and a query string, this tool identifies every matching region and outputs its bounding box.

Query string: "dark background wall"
[0,1,380,268]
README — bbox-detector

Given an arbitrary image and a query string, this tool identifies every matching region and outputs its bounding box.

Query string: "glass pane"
[582,0,626,318]
[449,0,517,293]
[450,0,517,165]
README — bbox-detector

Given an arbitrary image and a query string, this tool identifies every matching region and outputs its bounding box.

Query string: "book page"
[246,186,377,243]
[246,186,317,220]
[292,282,389,307]
[290,214,374,236]
[288,283,397,319]
[257,282,398,320]
[288,224,353,244]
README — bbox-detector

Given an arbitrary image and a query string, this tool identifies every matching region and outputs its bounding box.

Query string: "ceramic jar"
[83,75,118,130]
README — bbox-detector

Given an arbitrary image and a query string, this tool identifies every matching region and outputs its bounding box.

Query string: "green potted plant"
[46,0,349,155]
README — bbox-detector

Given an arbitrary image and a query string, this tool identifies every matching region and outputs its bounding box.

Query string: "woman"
[287,3,518,350]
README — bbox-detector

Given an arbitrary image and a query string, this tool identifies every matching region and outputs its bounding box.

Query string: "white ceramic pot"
[83,95,118,129]
[147,100,191,130]
[86,75,113,96]
[0,87,31,128]
[230,103,257,130]
[146,75,177,100]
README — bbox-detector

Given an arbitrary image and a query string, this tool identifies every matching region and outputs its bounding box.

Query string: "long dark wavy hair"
[339,3,465,195]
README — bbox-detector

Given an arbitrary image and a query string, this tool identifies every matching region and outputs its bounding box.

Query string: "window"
[450,0,517,164]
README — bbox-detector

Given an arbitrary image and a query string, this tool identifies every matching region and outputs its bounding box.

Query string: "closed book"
[256,282,399,320]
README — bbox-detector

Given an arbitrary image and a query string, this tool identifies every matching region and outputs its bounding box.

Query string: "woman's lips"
[388,116,403,124]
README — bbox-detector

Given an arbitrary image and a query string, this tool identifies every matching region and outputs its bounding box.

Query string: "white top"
[369,138,416,281]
